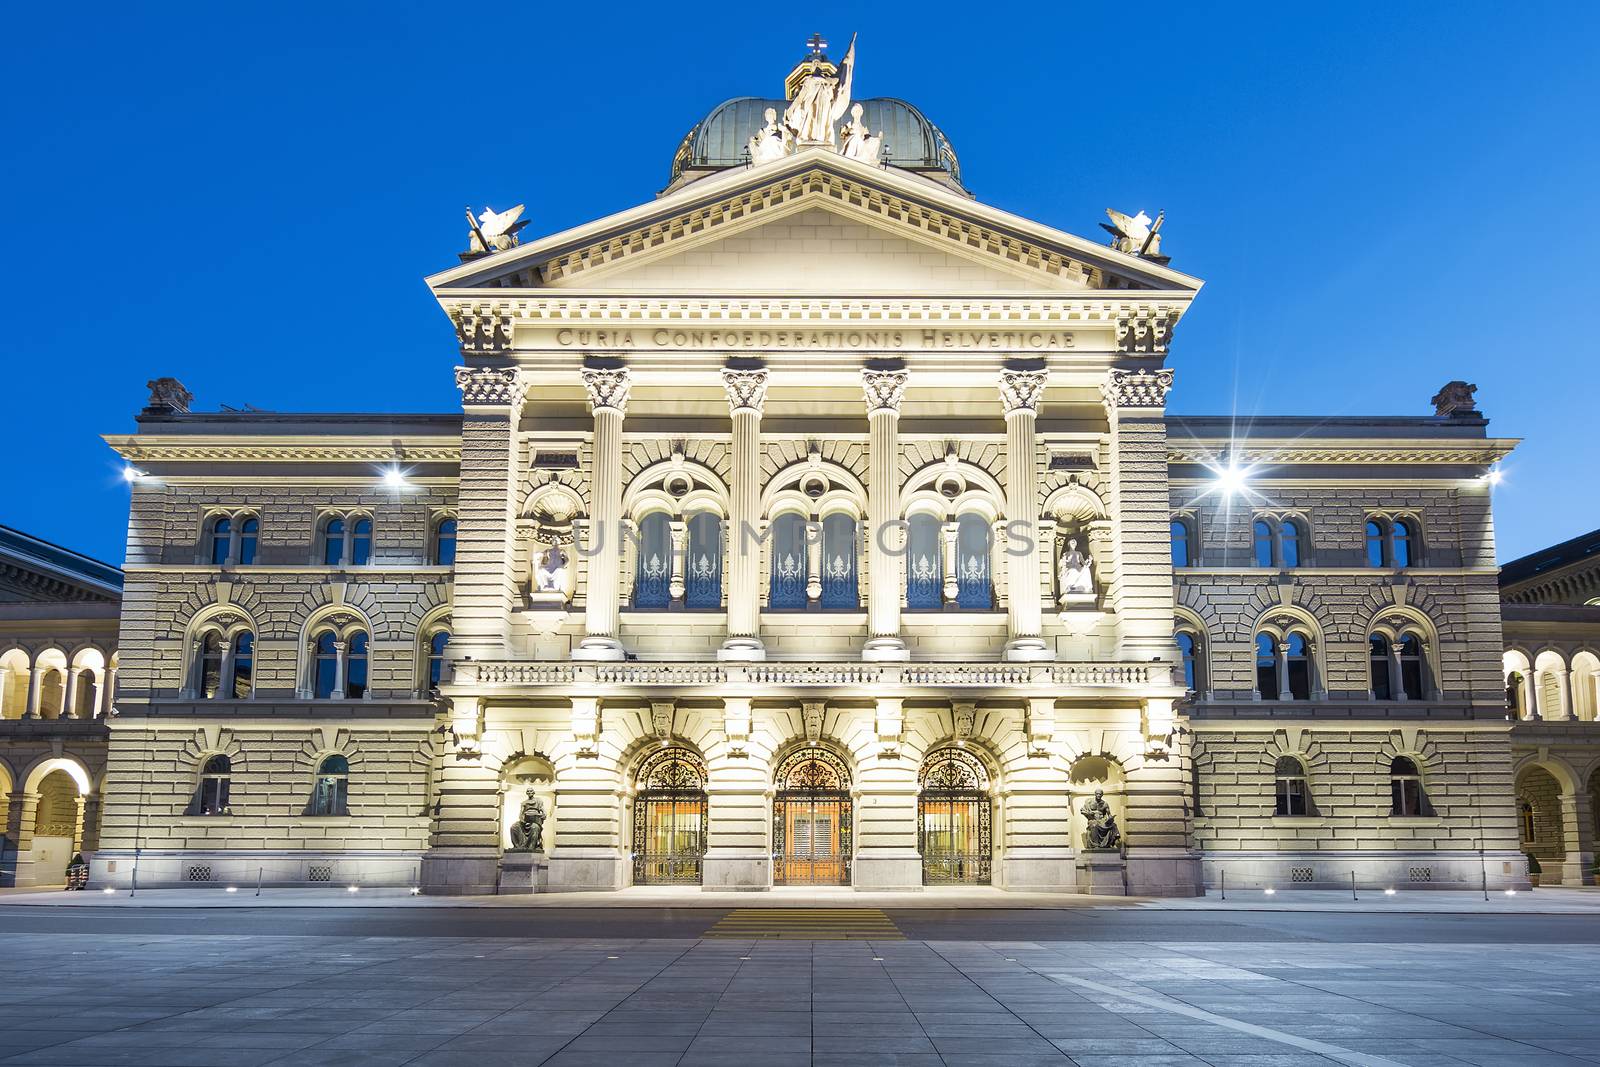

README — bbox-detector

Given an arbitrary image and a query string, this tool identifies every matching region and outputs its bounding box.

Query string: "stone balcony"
[452,659,1181,698]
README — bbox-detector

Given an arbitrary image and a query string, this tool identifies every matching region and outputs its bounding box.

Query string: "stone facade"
[91,56,1533,895]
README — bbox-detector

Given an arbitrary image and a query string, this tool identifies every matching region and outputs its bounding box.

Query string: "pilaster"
[720,369,768,661]
[450,366,527,661]
[1000,369,1051,661]
[1100,368,1180,660]
[574,368,631,661]
[862,369,909,662]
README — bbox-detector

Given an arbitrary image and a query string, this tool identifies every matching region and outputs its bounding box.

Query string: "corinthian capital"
[861,368,909,415]
[1101,368,1174,409]
[998,370,1048,416]
[721,368,769,414]
[581,368,631,414]
[454,366,525,407]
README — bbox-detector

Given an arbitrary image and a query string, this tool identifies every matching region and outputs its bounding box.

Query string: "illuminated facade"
[92,47,1529,894]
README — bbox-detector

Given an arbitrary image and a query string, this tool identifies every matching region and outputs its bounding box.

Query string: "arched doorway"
[918,747,992,885]
[773,748,852,885]
[631,747,707,885]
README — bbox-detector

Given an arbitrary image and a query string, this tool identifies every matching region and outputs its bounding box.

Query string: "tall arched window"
[1274,756,1310,816]
[322,517,346,566]
[1392,519,1414,569]
[433,517,457,566]
[187,755,232,816]
[1365,520,1385,568]
[955,513,992,609]
[1253,520,1274,567]
[769,513,808,609]
[351,518,372,566]
[210,517,232,566]
[684,512,722,609]
[906,513,943,610]
[426,630,450,691]
[231,633,254,699]
[308,755,349,816]
[238,517,258,565]
[195,632,224,699]
[1171,518,1193,569]
[1397,634,1425,700]
[312,632,340,699]
[1175,629,1204,692]
[1255,633,1280,700]
[345,633,369,699]
[820,513,858,609]
[1280,520,1302,568]
[633,512,672,609]
[1390,756,1425,816]
[1369,634,1394,701]
[1285,632,1312,700]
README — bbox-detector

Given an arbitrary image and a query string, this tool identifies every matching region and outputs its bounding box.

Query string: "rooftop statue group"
[749,34,883,166]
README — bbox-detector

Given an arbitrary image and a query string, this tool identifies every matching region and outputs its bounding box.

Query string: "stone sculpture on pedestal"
[1081,788,1121,850]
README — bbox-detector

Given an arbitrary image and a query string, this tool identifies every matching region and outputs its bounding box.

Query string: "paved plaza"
[2,900,1600,1066]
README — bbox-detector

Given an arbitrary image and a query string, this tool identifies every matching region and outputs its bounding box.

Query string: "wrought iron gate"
[918,792,991,884]
[631,747,708,885]
[774,791,852,885]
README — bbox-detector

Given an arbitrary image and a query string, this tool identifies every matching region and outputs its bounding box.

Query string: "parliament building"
[12,43,1576,895]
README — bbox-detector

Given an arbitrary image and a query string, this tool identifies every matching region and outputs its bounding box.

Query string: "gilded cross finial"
[806,32,827,57]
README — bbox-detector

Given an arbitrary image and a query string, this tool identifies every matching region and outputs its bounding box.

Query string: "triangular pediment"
[428,150,1201,296]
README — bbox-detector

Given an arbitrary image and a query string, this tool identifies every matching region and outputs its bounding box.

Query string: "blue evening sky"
[3,3,1595,566]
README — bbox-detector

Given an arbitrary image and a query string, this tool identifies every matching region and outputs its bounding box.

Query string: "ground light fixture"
[1505,889,1517,896]
[102,887,114,894]
[1384,888,1396,895]
[225,886,237,893]
[1263,887,1275,895]
[347,885,359,893]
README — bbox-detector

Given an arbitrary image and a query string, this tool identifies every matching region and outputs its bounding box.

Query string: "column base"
[862,637,910,662]
[571,637,625,662]
[717,637,767,662]
[702,851,772,890]
[1003,637,1055,662]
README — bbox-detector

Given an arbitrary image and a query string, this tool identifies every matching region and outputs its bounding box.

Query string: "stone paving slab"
[1,932,1598,1065]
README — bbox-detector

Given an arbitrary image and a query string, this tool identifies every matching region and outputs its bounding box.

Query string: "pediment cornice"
[104,436,462,465]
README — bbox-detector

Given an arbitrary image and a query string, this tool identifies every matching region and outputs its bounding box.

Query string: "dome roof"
[669,96,964,191]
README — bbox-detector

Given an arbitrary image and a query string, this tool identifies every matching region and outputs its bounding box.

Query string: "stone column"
[330,638,349,700]
[1100,368,1179,660]
[64,668,83,718]
[721,369,768,660]
[1000,370,1051,661]
[862,369,909,661]
[940,521,960,603]
[1553,667,1573,720]
[10,791,39,887]
[451,366,528,661]
[1557,789,1595,887]
[701,697,772,889]
[103,664,116,716]
[852,697,922,888]
[0,666,9,717]
[26,667,44,719]
[78,794,102,854]
[575,368,631,661]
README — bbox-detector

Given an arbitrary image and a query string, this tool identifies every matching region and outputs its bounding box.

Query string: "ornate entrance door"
[772,749,853,886]
[631,747,707,885]
[918,748,992,885]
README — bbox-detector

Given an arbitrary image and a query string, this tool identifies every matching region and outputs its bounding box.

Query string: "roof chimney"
[142,377,193,416]
[1431,380,1479,419]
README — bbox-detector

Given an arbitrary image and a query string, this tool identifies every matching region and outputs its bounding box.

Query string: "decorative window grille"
[768,513,808,609]
[1408,866,1432,883]
[906,514,942,610]
[308,863,333,882]
[954,513,992,609]
[684,512,722,609]
[186,865,214,882]
[633,512,672,609]
[1290,866,1314,883]
[819,513,858,609]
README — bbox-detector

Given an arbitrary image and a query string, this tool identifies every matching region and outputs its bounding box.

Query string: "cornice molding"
[1167,443,1517,465]
[104,436,461,464]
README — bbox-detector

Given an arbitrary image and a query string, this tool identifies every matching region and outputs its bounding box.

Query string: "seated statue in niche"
[1081,788,1121,850]
[533,546,568,595]
[508,794,546,852]
[1057,537,1095,599]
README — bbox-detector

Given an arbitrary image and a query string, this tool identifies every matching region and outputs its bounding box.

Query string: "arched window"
[769,512,808,609]
[1397,634,1425,700]
[1171,518,1192,569]
[210,517,232,566]
[231,632,254,699]
[312,631,339,699]
[308,755,349,816]
[322,517,346,566]
[426,630,450,691]
[1285,632,1312,700]
[906,513,943,610]
[1365,519,1386,568]
[238,517,258,565]
[351,518,372,566]
[1175,628,1204,692]
[955,512,992,609]
[433,517,457,566]
[1369,634,1393,701]
[345,632,368,699]
[820,513,858,609]
[1390,756,1425,816]
[1274,755,1310,816]
[684,512,722,609]
[1392,519,1415,569]
[1253,519,1274,568]
[187,754,232,816]
[1280,520,1302,568]
[195,632,224,699]
[633,512,672,609]
[1255,633,1280,700]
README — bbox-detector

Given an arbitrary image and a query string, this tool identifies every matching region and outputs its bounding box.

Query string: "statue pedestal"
[1056,595,1104,636]
[499,851,547,894]
[522,592,568,632]
[1076,850,1126,896]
